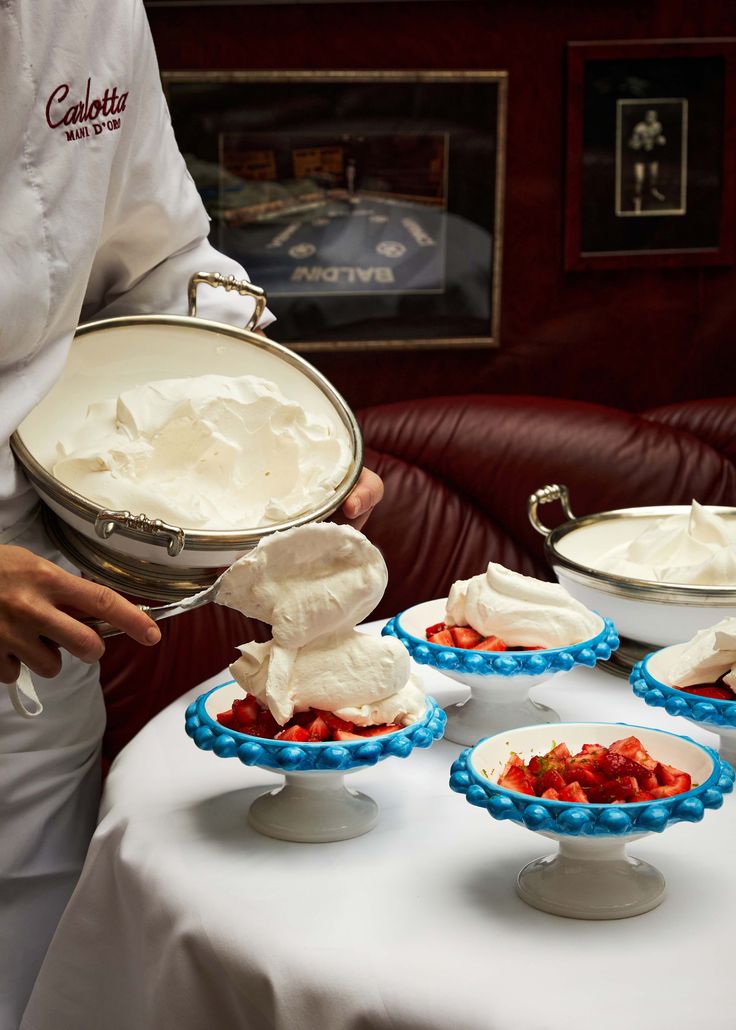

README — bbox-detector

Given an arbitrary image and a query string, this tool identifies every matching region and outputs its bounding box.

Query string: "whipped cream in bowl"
[528,485,736,658]
[631,617,736,766]
[186,523,446,843]
[383,562,619,746]
[12,317,363,600]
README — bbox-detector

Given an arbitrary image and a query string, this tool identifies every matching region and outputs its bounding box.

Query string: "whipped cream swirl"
[53,374,352,531]
[445,562,602,648]
[596,501,736,585]
[666,617,736,689]
[216,523,425,726]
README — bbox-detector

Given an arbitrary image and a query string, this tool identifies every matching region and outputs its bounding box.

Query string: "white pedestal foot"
[444,694,559,747]
[516,837,666,920]
[248,771,379,843]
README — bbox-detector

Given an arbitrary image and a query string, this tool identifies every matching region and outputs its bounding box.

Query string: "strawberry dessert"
[666,617,736,701]
[426,562,601,651]
[495,735,692,803]
[214,522,426,740]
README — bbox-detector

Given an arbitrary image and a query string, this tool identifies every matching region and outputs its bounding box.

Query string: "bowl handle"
[94,510,186,557]
[187,272,267,331]
[527,484,575,537]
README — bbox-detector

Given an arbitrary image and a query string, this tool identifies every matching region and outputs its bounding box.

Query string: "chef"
[0,2,382,1025]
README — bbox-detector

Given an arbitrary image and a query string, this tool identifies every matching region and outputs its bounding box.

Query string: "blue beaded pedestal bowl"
[186,680,446,843]
[383,598,619,746]
[631,644,736,767]
[450,721,733,920]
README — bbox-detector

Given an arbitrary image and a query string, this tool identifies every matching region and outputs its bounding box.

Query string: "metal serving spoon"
[83,577,224,639]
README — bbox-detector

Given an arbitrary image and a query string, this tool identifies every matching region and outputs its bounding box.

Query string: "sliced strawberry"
[500,753,525,778]
[499,764,536,796]
[291,708,318,727]
[650,784,683,799]
[254,709,280,739]
[305,715,330,742]
[547,743,572,763]
[609,736,657,771]
[563,763,605,788]
[334,728,366,742]
[425,622,446,637]
[656,763,692,793]
[217,708,236,729]
[558,781,589,803]
[276,725,310,742]
[475,636,507,652]
[630,791,655,802]
[681,684,736,700]
[428,629,454,646]
[357,724,403,737]
[537,769,566,794]
[316,711,355,733]
[541,788,560,800]
[600,750,651,781]
[580,743,607,756]
[449,626,485,649]
[587,776,638,803]
[232,696,259,726]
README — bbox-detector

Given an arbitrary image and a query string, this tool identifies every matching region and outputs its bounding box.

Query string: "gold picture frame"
[162,70,507,351]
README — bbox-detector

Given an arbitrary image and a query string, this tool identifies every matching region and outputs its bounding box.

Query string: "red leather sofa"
[100,395,736,765]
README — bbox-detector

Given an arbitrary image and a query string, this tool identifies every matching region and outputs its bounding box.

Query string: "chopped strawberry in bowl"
[383,596,619,746]
[630,620,736,767]
[185,679,446,843]
[450,721,733,919]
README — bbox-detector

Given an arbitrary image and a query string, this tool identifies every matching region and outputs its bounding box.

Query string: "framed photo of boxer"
[565,40,736,270]
[162,71,507,350]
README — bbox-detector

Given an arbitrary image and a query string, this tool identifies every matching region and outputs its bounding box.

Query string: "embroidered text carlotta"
[45,78,129,129]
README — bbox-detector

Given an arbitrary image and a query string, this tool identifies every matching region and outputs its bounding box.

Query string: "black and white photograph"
[163,71,506,349]
[566,41,735,268]
[616,99,687,217]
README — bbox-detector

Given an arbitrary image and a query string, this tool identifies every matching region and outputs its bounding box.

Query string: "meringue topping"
[217,523,426,726]
[445,562,602,648]
[596,501,736,585]
[666,617,736,688]
[53,374,352,530]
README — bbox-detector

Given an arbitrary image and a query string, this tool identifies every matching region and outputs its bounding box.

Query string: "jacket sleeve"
[81,2,274,331]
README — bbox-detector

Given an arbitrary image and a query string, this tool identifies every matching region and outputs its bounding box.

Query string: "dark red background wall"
[147,1,736,412]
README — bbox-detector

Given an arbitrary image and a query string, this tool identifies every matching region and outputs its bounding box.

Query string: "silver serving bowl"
[527,484,736,653]
[11,274,363,601]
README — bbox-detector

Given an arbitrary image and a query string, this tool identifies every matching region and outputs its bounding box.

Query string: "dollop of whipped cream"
[595,501,736,585]
[53,374,352,531]
[445,562,602,648]
[666,617,736,689]
[216,523,425,726]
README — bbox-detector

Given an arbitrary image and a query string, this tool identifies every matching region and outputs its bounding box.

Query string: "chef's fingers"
[50,571,161,646]
[341,467,384,530]
[0,653,21,685]
[35,607,106,664]
[5,636,63,680]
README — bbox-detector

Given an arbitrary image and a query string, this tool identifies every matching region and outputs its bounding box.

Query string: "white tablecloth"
[22,624,735,1030]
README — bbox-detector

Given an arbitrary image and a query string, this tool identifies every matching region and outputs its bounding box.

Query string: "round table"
[21,623,735,1030]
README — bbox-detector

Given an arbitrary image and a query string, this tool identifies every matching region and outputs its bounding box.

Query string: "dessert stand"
[185,680,446,842]
[450,722,734,920]
[527,484,736,674]
[631,645,736,766]
[383,599,618,746]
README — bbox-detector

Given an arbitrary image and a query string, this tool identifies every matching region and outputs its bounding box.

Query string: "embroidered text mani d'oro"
[46,78,128,141]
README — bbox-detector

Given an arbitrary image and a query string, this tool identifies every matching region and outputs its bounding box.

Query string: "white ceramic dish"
[528,484,736,648]
[384,598,618,745]
[186,680,446,843]
[450,721,733,919]
[632,643,736,765]
[11,282,362,600]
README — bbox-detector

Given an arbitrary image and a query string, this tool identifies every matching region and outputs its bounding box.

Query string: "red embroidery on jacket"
[46,78,128,141]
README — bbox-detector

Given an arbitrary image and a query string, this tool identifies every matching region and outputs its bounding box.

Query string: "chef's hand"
[340,467,384,531]
[0,544,161,684]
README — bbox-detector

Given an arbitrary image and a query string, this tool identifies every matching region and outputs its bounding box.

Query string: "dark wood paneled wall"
[148,1,736,412]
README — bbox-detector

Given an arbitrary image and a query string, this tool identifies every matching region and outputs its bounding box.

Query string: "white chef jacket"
[0,0,274,531]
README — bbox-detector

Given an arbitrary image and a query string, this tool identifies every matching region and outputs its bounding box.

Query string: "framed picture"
[162,71,507,350]
[565,40,736,270]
